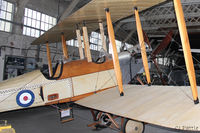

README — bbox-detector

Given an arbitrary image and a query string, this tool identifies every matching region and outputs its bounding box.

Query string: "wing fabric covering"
[32,0,166,45]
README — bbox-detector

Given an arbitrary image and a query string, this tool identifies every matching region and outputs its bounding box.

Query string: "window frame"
[0,0,14,32]
[23,7,57,38]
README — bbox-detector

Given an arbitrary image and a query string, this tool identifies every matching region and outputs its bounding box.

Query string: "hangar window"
[67,39,76,46]
[90,32,105,51]
[0,0,14,32]
[23,8,57,38]
[67,32,105,51]
[109,40,122,54]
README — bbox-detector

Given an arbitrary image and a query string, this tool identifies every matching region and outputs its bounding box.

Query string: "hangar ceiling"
[8,0,200,49]
[114,0,200,49]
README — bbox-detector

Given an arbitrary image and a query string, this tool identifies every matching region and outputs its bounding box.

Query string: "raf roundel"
[16,90,35,107]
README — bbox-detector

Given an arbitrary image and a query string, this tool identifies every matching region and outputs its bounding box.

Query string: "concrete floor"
[0,105,198,133]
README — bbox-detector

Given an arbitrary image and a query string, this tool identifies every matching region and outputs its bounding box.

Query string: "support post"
[46,42,53,77]
[99,22,107,52]
[105,8,124,96]
[174,0,199,104]
[82,26,92,62]
[134,7,151,85]
[61,33,69,60]
[76,29,84,59]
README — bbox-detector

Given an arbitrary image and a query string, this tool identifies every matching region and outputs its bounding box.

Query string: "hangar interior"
[1,0,200,133]
[1,0,200,84]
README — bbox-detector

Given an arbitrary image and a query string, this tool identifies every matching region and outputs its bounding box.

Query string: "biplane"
[0,0,166,113]
[75,0,200,133]
[0,0,199,133]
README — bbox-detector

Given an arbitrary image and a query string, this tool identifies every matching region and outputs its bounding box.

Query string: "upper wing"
[31,0,166,45]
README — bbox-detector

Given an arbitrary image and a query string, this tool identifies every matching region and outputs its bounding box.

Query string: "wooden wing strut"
[76,29,84,59]
[134,7,151,85]
[61,33,69,60]
[174,0,199,104]
[83,26,92,62]
[99,22,107,52]
[105,8,124,96]
[46,42,53,77]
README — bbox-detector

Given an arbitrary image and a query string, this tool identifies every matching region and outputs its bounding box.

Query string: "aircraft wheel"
[95,112,111,127]
[123,119,144,133]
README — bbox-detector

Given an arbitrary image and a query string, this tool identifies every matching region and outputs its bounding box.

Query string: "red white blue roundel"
[16,90,35,107]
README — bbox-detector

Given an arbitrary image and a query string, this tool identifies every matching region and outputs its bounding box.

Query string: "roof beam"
[123,30,135,43]
[59,0,80,22]
[114,22,123,33]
